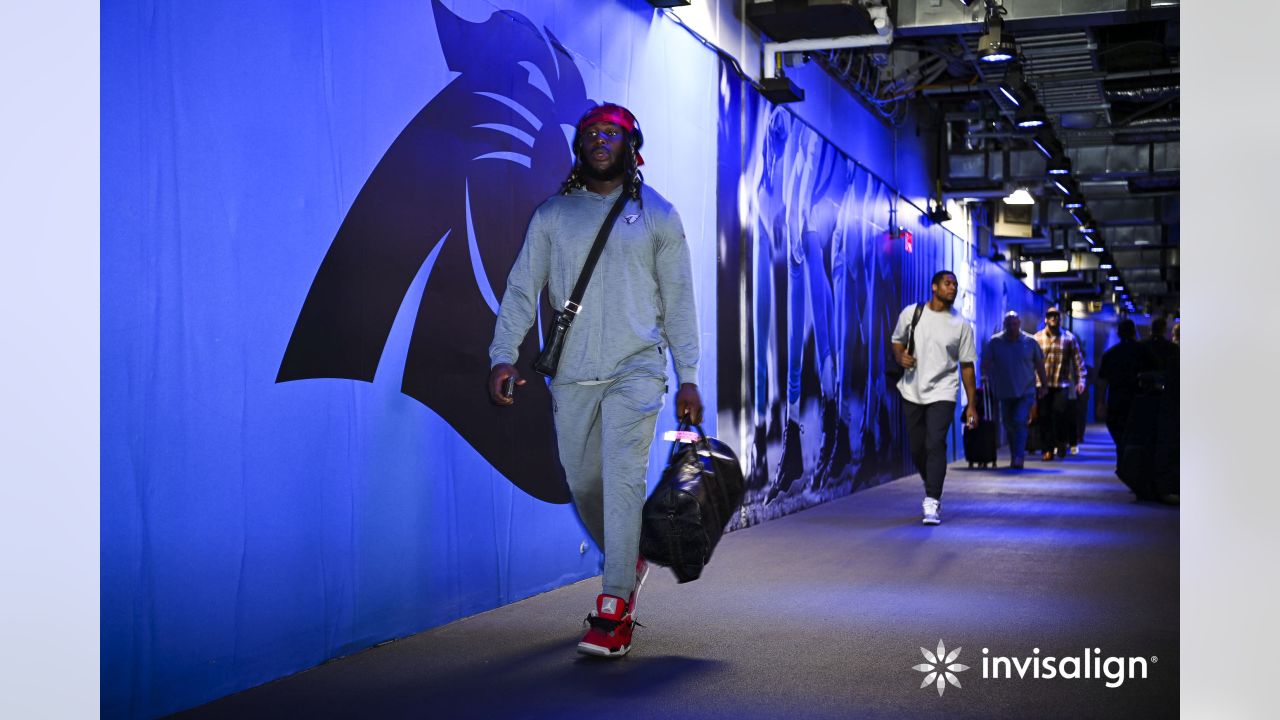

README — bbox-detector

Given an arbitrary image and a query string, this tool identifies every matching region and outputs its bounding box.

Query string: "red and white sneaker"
[577,594,634,657]
[628,556,650,618]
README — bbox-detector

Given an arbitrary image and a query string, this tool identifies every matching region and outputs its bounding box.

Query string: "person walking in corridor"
[892,270,978,525]
[1034,305,1086,461]
[487,104,702,658]
[982,310,1048,469]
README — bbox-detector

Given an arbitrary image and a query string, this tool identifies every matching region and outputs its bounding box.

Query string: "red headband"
[577,104,644,166]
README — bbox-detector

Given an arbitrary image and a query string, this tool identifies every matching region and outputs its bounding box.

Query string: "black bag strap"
[562,190,630,321]
[906,302,926,356]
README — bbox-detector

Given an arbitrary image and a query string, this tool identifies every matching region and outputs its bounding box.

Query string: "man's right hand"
[488,363,524,406]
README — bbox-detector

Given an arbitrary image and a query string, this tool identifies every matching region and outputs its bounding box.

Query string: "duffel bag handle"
[667,414,712,461]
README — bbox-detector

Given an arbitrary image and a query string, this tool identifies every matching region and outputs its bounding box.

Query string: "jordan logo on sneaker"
[601,597,618,615]
[623,214,639,224]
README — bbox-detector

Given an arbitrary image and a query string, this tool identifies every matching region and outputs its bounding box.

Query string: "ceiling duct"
[893,0,1179,36]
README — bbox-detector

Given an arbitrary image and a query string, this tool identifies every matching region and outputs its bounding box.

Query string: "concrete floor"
[175,426,1178,720]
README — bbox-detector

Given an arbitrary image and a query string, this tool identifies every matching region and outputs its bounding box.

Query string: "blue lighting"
[1100,263,1113,270]
[1017,117,1045,128]
[1065,200,1084,209]
[1031,137,1053,157]
[1048,167,1070,175]
[1053,180,1072,195]
[980,51,1016,63]
[1089,246,1105,253]
[999,85,1021,106]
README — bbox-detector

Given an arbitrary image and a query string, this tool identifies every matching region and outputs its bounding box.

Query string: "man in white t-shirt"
[891,270,978,525]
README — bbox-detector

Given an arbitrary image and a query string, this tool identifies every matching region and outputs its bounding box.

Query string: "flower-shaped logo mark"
[913,639,970,697]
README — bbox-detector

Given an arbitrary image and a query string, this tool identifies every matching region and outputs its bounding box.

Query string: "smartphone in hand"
[502,376,516,399]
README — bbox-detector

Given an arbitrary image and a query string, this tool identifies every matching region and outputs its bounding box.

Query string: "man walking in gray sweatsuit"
[487,103,702,658]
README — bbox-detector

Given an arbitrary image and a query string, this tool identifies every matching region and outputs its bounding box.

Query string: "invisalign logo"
[982,647,1154,688]
[912,640,969,696]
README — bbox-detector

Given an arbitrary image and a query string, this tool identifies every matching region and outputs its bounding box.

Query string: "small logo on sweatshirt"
[623,214,640,224]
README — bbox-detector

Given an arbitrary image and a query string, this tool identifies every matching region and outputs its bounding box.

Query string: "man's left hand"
[963,404,979,430]
[676,383,703,424]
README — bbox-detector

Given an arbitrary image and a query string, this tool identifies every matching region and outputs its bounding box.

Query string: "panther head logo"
[277,1,595,503]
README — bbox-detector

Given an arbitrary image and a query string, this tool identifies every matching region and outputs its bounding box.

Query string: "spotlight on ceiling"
[997,65,1027,107]
[1030,131,1061,159]
[977,9,1017,64]
[1015,103,1048,129]
[1003,187,1035,205]
[1047,155,1072,175]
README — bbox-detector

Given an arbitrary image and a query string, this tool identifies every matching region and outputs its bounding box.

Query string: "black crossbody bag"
[886,302,925,382]
[533,190,630,377]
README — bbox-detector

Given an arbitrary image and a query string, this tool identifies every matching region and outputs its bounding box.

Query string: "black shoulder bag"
[532,190,630,377]
[886,302,926,382]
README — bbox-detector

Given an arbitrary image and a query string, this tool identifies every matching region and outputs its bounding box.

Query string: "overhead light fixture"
[1114,285,1125,291]
[1003,187,1035,205]
[1108,275,1120,281]
[1015,103,1048,128]
[1030,131,1061,159]
[977,10,1017,64]
[1089,246,1105,253]
[1047,155,1072,175]
[1100,262,1114,270]
[997,65,1027,107]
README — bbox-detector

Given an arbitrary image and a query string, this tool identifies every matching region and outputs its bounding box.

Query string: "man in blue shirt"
[982,311,1048,469]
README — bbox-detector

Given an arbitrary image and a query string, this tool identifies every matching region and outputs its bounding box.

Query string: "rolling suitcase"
[963,387,999,468]
[640,420,746,583]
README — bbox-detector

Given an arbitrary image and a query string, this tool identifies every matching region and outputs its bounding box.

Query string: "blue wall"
[102,1,1031,717]
[102,2,718,717]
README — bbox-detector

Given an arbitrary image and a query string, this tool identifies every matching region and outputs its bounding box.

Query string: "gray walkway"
[176,427,1178,719]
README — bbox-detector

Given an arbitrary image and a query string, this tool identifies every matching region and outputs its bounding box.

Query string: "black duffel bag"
[640,419,745,583]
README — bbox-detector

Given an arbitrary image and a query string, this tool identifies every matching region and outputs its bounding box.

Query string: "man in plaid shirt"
[1034,305,1086,460]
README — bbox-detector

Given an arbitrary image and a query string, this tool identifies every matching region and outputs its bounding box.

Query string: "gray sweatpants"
[551,374,666,600]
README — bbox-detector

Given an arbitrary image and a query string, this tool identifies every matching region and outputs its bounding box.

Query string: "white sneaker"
[922,497,941,525]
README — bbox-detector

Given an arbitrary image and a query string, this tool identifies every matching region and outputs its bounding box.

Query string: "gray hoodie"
[488,183,699,386]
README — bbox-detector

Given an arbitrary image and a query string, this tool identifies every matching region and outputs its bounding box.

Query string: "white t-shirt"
[892,303,977,405]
